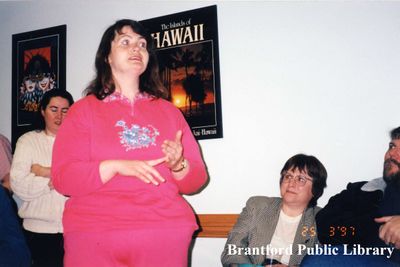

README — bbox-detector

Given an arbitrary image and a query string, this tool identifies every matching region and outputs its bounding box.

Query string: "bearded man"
[302,126,400,266]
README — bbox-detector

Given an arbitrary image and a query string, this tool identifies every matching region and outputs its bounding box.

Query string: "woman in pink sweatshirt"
[52,19,207,267]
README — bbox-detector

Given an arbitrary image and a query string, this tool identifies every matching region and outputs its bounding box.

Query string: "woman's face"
[41,96,70,136]
[280,167,313,209]
[108,25,149,77]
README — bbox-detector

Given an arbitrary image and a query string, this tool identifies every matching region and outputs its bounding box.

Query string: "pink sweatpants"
[64,227,194,267]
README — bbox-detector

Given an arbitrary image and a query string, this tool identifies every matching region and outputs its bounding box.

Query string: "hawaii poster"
[141,5,223,140]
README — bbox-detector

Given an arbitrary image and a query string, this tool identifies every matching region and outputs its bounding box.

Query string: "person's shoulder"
[247,196,280,208]
[67,95,99,115]
[151,97,177,110]
[345,181,369,191]
[18,130,42,139]
[0,134,11,151]
[0,134,10,145]
[148,97,184,120]
[310,205,322,216]
[72,94,98,107]
[16,130,44,145]
[323,179,380,206]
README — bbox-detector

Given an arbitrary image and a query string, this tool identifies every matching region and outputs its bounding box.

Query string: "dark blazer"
[316,180,400,263]
[316,181,384,247]
[221,196,320,267]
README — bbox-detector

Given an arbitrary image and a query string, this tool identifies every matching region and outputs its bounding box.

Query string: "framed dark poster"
[141,5,223,140]
[12,25,66,150]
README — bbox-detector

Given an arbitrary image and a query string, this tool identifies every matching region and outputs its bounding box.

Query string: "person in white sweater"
[11,89,74,267]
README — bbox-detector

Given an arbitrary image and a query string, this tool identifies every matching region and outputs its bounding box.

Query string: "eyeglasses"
[282,173,313,186]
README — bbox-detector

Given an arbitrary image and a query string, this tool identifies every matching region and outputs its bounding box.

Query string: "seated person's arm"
[221,199,256,266]
[375,216,400,249]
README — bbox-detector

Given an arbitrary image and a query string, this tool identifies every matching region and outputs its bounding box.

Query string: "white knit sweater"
[10,130,67,233]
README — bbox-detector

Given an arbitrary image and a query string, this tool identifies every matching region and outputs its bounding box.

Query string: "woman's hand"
[30,164,53,190]
[31,164,51,178]
[162,130,184,171]
[99,157,166,185]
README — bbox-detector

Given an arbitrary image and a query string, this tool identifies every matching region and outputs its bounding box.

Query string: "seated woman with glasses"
[221,154,327,267]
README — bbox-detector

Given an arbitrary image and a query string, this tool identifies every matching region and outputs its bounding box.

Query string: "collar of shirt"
[103,91,150,104]
[361,177,386,192]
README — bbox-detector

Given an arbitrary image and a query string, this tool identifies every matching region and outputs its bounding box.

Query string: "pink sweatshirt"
[52,93,207,233]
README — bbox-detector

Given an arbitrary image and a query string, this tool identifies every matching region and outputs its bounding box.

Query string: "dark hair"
[279,154,327,207]
[84,19,168,100]
[34,89,74,130]
[390,127,400,140]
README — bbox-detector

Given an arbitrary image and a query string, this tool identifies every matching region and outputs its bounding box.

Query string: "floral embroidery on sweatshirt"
[115,120,159,151]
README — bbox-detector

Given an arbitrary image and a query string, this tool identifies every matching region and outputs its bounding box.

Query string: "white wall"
[1,1,400,266]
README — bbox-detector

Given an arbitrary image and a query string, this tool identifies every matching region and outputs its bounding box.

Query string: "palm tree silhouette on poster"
[157,44,210,117]
[183,74,206,114]
[195,44,212,81]
[179,48,196,115]
[158,50,179,99]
